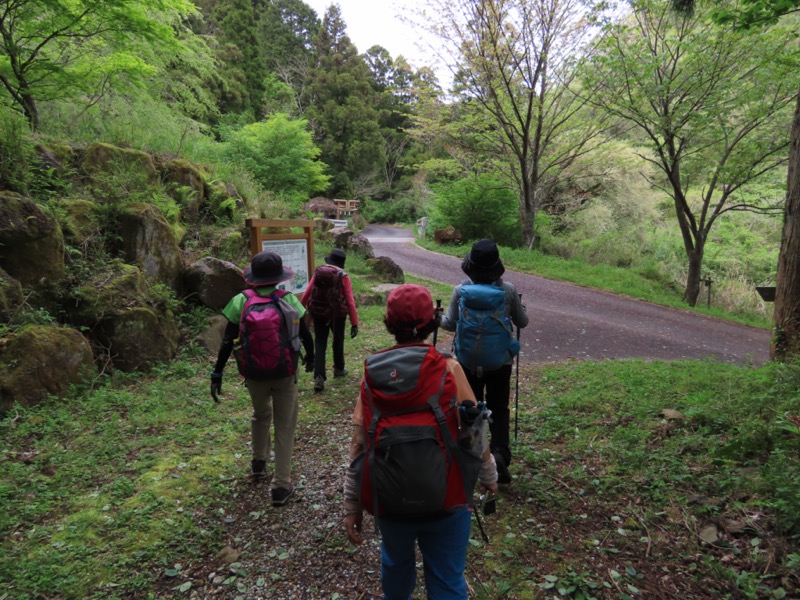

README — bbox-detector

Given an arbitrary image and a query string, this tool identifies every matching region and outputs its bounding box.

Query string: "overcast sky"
[302,0,446,79]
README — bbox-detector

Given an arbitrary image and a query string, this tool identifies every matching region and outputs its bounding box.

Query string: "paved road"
[362,225,771,366]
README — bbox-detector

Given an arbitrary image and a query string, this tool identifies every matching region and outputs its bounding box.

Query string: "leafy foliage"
[0,0,196,130]
[222,114,330,207]
[429,175,522,245]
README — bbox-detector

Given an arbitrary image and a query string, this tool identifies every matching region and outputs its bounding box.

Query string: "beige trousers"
[245,376,298,490]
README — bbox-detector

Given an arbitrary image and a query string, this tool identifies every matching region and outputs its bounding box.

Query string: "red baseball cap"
[386,284,435,331]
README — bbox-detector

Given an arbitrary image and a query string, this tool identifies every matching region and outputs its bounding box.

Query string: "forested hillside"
[1,0,795,317]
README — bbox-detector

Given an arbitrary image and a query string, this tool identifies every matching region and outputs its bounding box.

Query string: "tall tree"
[695,0,800,360]
[211,0,267,117]
[418,0,612,248]
[364,46,417,197]
[305,5,384,197]
[0,0,195,130]
[257,0,319,115]
[584,0,799,306]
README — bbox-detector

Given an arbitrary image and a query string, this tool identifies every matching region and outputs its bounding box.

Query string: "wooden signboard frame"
[246,218,315,294]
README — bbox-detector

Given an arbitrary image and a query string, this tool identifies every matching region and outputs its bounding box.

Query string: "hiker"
[441,239,528,485]
[343,284,499,599]
[210,251,308,507]
[301,248,359,392]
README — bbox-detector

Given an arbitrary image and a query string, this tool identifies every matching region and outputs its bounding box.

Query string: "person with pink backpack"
[210,251,309,507]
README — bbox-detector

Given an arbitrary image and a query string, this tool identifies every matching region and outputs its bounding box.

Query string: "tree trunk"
[21,92,39,131]
[772,89,800,360]
[684,242,705,307]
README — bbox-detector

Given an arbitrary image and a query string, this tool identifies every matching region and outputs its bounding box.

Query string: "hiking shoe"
[493,452,512,485]
[251,459,267,478]
[333,368,348,378]
[271,484,295,507]
[304,359,315,373]
[313,376,325,392]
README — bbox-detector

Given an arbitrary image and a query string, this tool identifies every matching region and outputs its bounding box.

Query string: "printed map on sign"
[262,239,310,293]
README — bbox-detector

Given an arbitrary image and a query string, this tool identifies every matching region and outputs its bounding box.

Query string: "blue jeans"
[377,509,471,600]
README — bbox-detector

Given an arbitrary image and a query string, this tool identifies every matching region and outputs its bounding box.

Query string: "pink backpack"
[234,289,300,379]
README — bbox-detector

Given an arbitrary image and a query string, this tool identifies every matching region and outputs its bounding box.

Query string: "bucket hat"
[386,284,435,333]
[243,251,294,287]
[461,239,505,283]
[325,248,346,268]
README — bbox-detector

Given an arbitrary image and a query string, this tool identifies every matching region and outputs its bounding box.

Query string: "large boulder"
[60,199,99,247]
[183,257,246,310]
[345,233,375,259]
[162,159,208,220]
[64,260,181,372]
[0,267,24,322]
[198,315,230,353]
[116,202,183,291]
[163,159,208,199]
[0,325,95,412]
[0,191,65,288]
[94,306,181,372]
[81,142,157,187]
[367,256,404,284]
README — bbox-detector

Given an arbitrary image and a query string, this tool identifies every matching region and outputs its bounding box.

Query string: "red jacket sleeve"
[342,274,359,326]
[301,276,315,307]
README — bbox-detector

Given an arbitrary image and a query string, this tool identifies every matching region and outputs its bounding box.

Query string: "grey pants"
[245,376,298,489]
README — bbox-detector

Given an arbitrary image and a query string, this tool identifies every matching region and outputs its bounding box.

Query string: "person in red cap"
[441,239,528,485]
[211,251,309,507]
[343,284,498,599]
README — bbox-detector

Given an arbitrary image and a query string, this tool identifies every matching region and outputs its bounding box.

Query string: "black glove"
[210,371,223,403]
[350,325,358,339]
[303,354,315,373]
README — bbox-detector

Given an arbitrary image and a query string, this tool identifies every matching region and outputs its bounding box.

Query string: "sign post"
[246,219,315,295]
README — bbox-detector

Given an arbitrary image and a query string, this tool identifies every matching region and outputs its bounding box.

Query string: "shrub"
[429,175,521,246]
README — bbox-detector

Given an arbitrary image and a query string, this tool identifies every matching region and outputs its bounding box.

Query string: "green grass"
[1,245,797,599]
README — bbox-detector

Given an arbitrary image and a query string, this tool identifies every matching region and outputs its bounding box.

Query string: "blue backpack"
[454,283,520,373]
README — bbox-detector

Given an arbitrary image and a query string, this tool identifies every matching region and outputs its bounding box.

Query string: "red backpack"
[355,344,482,520]
[234,289,300,380]
[308,265,347,320]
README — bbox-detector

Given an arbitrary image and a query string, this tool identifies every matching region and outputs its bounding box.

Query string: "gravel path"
[363,225,771,366]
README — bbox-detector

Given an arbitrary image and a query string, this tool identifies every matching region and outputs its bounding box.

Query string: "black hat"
[325,248,346,269]
[243,251,294,287]
[461,239,505,283]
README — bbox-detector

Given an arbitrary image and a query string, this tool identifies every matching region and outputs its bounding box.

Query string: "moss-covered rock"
[0,325,95,411]
[0,266,24,322]
[66,260,150,324]
[183,257,245,310]
[81,142,157,185]
[116,202,183,291]
[162,159,208,220]
[63,260,180,372]
[60,199,99,247]
[34,143,76,178]
[0,191,65,287]
[94,306,180,372]
[366,256,405,284]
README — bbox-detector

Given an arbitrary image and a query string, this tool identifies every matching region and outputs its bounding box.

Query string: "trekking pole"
[432,299,442,348]
[514,294,522,441]
[473,500,490,544]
